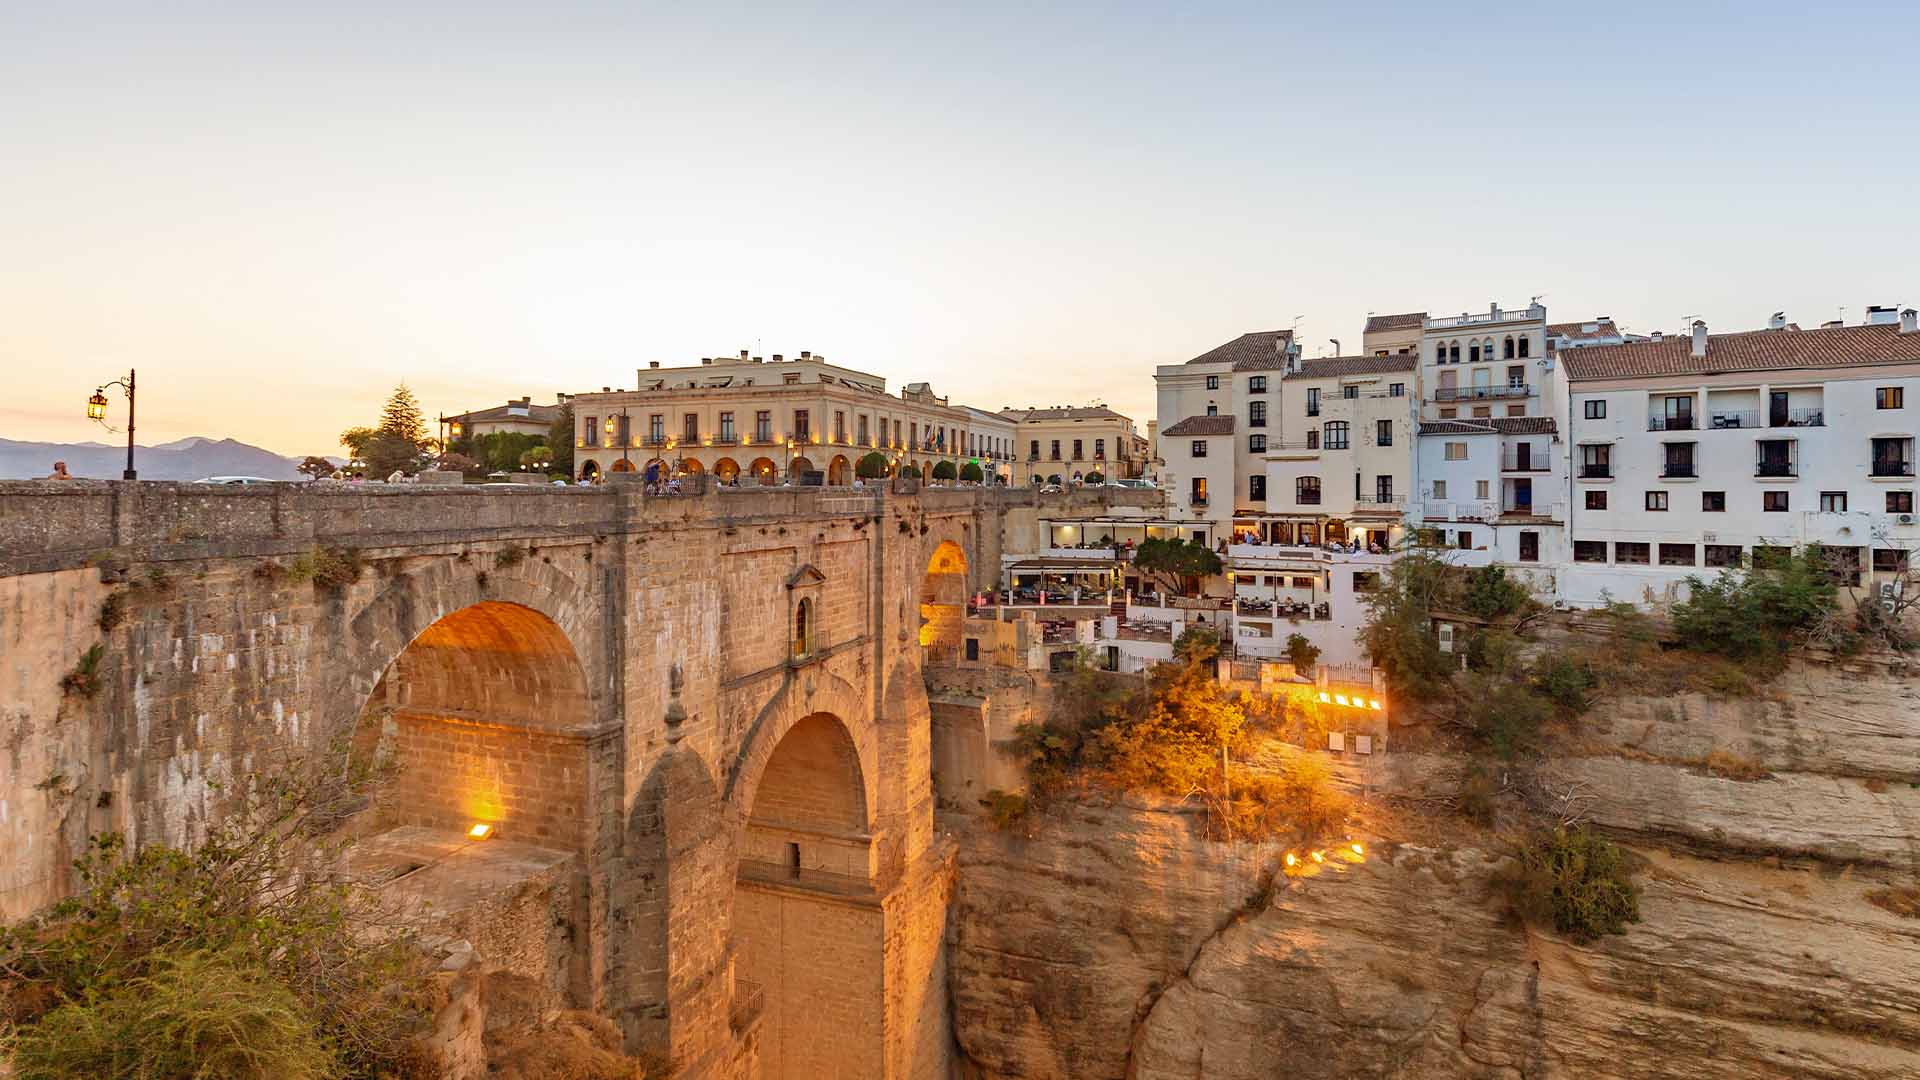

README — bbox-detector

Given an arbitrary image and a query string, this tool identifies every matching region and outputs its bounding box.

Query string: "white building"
[1412,304,1569,583]
[1559,312,1920,605]
[1155,329,1298,539]
[1262,353,1418,552]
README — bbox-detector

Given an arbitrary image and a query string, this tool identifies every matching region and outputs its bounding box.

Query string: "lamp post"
[86,369,138,480]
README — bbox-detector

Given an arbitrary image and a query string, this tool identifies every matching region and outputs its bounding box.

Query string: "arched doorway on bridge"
[827,454,850,486]
[713,456,741,485]
[351,601,596,998]
[732,712,877,1080]
[748,457,778,485]
[920,539,969,660]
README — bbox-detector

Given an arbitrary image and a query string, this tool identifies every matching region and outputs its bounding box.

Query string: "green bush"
[1456,676,1553,760]
[958,461,984,483]
[59,644,106,699]
[855,452,889,479]
[1359,549,1456,703]
[898,465,921,479]
[930,460,957,481]
[10,948,335,1080]
[1670,546,1839,660]
[1532,654,1598,716]
[1084,471,1104,485]
[1284,632,1321,674]
[1497,827,1640,943]
[286,546,364,590]
[1462,565,1533,620]
[982,790,1028,831]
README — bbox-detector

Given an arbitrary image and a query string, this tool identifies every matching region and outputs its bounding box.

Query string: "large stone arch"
[724,666,875,828]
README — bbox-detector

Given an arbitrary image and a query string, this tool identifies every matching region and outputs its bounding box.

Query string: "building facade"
[999,405,1145,485]
[1559,313,1920,604]
[570,351,1015,484]
[1155,329,1298,533]
[444,394,569,442]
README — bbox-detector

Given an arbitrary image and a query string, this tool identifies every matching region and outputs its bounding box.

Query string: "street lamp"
[86,369,138,480]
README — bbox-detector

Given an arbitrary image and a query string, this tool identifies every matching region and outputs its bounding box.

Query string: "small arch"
[748,457,779,485]
[827,454,851,485]
[788,456,815,482]
[793,597,815,659]
[579,459,601,482]
[713,456,741,484]
[1503,335,1515,359]
[679,457,706,476]
[920,539,969,657]
[610,457,636,472]
[1519,336,1531,358]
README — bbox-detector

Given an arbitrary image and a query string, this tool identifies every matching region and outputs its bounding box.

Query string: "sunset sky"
[3,2,1914,457]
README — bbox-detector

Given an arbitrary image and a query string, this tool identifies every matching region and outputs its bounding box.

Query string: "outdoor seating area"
[1236,598,1332,620]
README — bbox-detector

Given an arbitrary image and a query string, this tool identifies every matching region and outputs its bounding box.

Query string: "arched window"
[1468,342,1481,363]
[1448,340,1460,363]
[1518,336,1531,358]
[793,598,813,659]
[1503,336,1515,359]
[1296,476,1321,505]
[1324,421,1350,449]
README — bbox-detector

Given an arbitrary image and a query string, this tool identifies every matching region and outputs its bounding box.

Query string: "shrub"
[855,452,889,479]
[930,460,957,481]
[958,461,984,483]
[1532,654,1597,716]
[1670,546,1838,660]
[1462,565,1533,620]
[96,592,127,633]
[982,790,1028,831]
[1210,754,1353,844]
[1456,676,1552,760]
[898,465,921,479]
[287,546,363,590]
[1284,633,1321,675]
[1173,625,1223,664]
[59,644,106,699]
[1497,827,1640,943]
[9,948,335,1080]
[1084,471,1103,485]
[1456,766,1499,826]
[1359,548,1457,703]
[1702,749,1770,781]
[495,545,527,568]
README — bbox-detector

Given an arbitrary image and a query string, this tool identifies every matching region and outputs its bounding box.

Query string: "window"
[648,414,665,442]
[1580,444,1611,478]
[1659,543,1696,566]
[783,372,801,385]
[1646,491,1669,511]
[755,410,772,441]
[792,598,814,659]
[1432,479,1448,499]
[1249,475,1266,500]
[910,422,918,446]
[1519,531,1539,562]
[1445,441,1468,461]
[720,411,736,440]
[1688,491,1721,513]
[857,414,869,444]
[1248,434,1267,453]
[878,417,888,445]
[1456,530,1473,550]
[1472,407,1490,418]
[1448,341,1460,363]
[1342,385,1359,399]
[1249,401,1267,428]
[1205,375,1219,390]
[1292,576,1316,589]
[1615,542,1650,565]
[1306,430,1319,449]
[1585,490,1607,510]
[1094,438,1105,459]
[1324,422,1349,449]
[1878,387,1906,409]
[1871,437,1914,477]
[1757,438,1795,477]
[1190,478,1208,505]
[1375,419,1393,446]
[684,413,699,442]
[1705,544,1743,568]
[1584,399,1607,420]
[831,411,844,441]
[1504,336,1516,359]
[1820,491,1848,512]
[1296,476,1321,505]
[1051,439,1062,459]
[1306,388,1320,416]
[1763,491,1790,512]
[1072,439,1083,460]
[1352,572,1380,592]
[1190,440,1207,458]
[584,416,600,447]
[1506,365,1525,389]
[1574,540,1607,563]
[1662,442,1696,478]
[965,637,979,662]
[1375,475,1394,502]
[1519,336,1530,358]
[1029,439,1040,459]
[1438,407,1457,419]
[1206,404,1219,416]
[1874,548,1910,573]
[1469,342,1481,363]
[1890,491,1915,513]
[1657,394,1695,430]
[1249,376,1267,393]
[1390,383,1406,397]
[794,410,811,440]
[1753,546,1793,569]
[1506,405,1526,417]
[1475,479,1489,499]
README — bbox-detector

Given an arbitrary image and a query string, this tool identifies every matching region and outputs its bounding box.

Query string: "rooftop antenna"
[1529,293,1546,306]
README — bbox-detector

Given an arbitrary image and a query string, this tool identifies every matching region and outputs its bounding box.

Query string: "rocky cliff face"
[948,663,1920,1079]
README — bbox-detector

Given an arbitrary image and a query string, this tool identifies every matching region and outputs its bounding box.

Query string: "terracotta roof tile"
[1282,354,1417,380]
[1417,417,1556,436]
[1364,311,1426,332]
[1161,415,1236,436]
[1000,406,1131,423]
[1185,330,1295,369]
[1562,322,1920,381]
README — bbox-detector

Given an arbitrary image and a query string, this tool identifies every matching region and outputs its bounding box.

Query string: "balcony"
[1706,410,1759,430]
[1873,460,1916,478]
[642,435,670,448]
[1501,453,1550,472]
[1648,415,1697,431]
[1772,408,1826,428]
[1190,494,1209,507]
[1661,463,1698,479]
[711,434,738,446]
[1579,463,1612,479]
[1755,460,1797,478]
[1432,384,1532,402]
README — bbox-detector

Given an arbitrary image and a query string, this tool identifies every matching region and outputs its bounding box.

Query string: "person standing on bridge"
[44,460,73,480]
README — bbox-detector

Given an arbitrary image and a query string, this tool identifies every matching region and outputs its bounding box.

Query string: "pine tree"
[377,384,428,447]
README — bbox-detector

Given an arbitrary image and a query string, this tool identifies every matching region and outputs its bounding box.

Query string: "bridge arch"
[920,537,969,658]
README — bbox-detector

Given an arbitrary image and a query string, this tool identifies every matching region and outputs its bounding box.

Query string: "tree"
[1085,471,1104,485]
[377,384,428,447]
[475,431,544,474]
[520,445,554,471]
[931,460,957,481]
[433,452,482,475]
[1462,565,1534,620]
[296,456,334,479]
[1671,545,1841,660]
[1359,547,1457,704]
[899,464,921,479]
[959,461,984,483]
[546,401,575,479]
[1285,632,1321,674]
[361,432,425,478]
[856,452,889,479]
[1133,537,1223,596]
[337,427,377,459]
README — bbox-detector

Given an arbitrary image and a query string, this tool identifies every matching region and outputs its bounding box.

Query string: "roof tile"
[1161,415,1236,436]
[1562,323,1920,381]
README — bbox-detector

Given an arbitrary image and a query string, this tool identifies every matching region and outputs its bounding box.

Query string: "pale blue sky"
[3,2,1914,455]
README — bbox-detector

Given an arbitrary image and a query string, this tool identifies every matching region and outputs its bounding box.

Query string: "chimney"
[1490,302,1500,318]
[800,350,811,360]
[1650,331,1663,344]
[651,361,662,368]
[602,386,611,392]
[1901,308,1918,334]
[739,349,749,359]
[1690,320,1708,358]
[1768,311,1787,330]
[1866,305,1900,326]
[1822,319,1844,329]
[772,353,783,362]
[1329,338,1341,356]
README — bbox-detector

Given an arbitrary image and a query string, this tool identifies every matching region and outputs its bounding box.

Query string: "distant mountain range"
[0,437,340,481]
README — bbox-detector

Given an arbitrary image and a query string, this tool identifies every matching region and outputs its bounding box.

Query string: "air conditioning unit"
[1437,623,1456,654]
[1900,514,1916,525]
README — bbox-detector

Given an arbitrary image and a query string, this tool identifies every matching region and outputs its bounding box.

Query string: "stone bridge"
[0,478,1156,1078]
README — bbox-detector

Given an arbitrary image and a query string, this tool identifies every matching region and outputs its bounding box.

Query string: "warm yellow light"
[1370,699,1384,710]
[468,823,493,840]
[1284,852,1297,867]
[1311,850,1325,863]
[1317,691,1331,703]
[86,390,109,421]
[1351,842,1364,856]
[1334,694,1351,706]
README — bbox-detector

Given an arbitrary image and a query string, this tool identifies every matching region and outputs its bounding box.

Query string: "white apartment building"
[1262,354,1417,551]
[1155,329,1298,541]
[1412,303,1570,579]
[1559,312,1920,605]
[570,350,1015,484]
